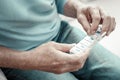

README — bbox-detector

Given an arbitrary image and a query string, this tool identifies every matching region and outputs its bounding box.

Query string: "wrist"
[18,50,37,70]
[17,51,31,69]
[64,0,86,18]
[21,49,39,70]
[64,0,77,18]
[72,0,86,11]
[0,48,28,69]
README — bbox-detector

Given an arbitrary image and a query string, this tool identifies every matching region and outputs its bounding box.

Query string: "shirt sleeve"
[55,0,68,14]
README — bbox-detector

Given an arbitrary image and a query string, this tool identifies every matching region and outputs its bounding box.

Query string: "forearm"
[64,0,85,18]
[0,46,28,69]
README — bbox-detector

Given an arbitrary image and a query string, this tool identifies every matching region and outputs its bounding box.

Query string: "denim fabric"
[1,21,120,80]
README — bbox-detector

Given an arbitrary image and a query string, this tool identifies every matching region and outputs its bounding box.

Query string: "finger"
[55,43,76,52]
[70,48,91,65]
[87,13,92,23]
[61,48,91,73]
[70,48,91,71]
[99,8,112,34]
[80,48,91,59]
[97,7,105,24]
[62,63,83,72]
[74,47,91,56]
[101,15,111,34]
[77,14,91,35]
[52,64,80,74]
[88,7,101,34]
[84,47,91,53]
[106,17,116,36]
[49,51,82,73]
[55,58,85,73]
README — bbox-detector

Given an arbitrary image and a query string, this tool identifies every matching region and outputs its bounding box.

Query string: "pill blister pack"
[70,26,106,54]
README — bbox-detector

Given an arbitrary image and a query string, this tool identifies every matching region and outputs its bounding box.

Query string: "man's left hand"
[64,0,116,36]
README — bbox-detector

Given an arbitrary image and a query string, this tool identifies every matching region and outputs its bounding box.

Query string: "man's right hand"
[25,41,90,74]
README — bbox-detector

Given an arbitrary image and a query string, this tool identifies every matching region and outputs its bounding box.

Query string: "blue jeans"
[1,21,120,80]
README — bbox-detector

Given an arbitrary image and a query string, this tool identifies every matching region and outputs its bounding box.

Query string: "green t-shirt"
[0,0,67,50]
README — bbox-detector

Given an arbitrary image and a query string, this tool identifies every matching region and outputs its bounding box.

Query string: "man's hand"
[64,0,116,36]
[0,41,90,74]
[25,42,90,74]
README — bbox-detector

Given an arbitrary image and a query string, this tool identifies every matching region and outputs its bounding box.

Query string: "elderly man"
[0,0,120,80]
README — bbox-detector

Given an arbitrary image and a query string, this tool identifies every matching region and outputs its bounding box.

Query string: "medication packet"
[70,26,106,54]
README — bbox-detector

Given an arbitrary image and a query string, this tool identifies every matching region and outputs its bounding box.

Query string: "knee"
[97,61,120,79]
[108,64,120,79]
[91,59,120,79]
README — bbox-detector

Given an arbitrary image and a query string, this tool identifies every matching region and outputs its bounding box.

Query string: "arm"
[64,0,82,18]
[0,42,90,74]
[0,46,27,69]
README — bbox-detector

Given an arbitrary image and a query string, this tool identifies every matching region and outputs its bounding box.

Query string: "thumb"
[74,48,91,59]
[81,48,91,56]
[55,43,76,52]
[84,48,91,55]
[80,48,91,60]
